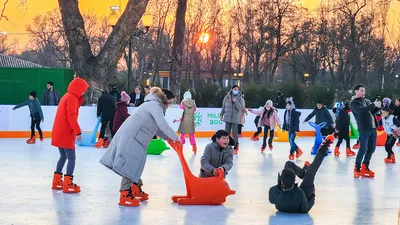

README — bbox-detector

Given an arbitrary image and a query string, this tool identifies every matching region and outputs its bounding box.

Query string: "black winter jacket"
[393,106,400,120]
[304,106,333,127]
[97,92,116,121]
[283,109,301,133]
[269,183,313,213]
[335,110,350,134]
[349,96,379,131]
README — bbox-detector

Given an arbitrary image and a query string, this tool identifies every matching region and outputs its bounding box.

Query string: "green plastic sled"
[350,121,359,139]
[147,138,170,155]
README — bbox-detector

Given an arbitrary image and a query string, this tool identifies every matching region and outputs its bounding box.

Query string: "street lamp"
[108,7,153,93]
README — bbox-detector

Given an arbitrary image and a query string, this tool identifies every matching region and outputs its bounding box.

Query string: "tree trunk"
[170,0,188,102]
[58,0,149,88]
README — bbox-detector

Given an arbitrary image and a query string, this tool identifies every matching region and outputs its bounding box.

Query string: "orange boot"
[51,172,63,190]
[26,136,36,144]
[63,175,81,193]
[40,137,44,142]
[392,154,396,163]
[94,138,104,148]
[131,184,149,201]
[288,153,295,160]
[119,189,140,206]
[268,143,273,151]
[384,154,396,163]
[353,142,360,149]
[360,163,375,178]
[103,139,110,148]
[334,147,340,157]
[192,144,197,154]
[261,144,266,153]
[295,148,303,159]
[234,144,239,154]
[346,148,356,157]
[353,166,362,178]
[251,136,259,141]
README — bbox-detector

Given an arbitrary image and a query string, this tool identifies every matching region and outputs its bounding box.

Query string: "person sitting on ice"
[199,130,234,178]
[269,134,334,213]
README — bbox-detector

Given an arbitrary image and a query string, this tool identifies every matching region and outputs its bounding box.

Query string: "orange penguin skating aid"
[168,140,236,205]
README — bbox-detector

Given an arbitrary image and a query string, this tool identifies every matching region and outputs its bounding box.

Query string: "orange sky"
[1,0,400,48]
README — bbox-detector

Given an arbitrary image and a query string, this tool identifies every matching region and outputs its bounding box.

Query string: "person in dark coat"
[282,98,302,160]
[269,135,334,213]
[393,98,400,146]
[41,81,61,105]
[95,91,116,148]
[274,91,286,109]
[109,84,121,102]
[113,91,131,132]
[303,100,334,136]
[333,103,356,157]
[129,86,145,107]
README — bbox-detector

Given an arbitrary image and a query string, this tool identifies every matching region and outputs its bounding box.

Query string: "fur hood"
[144,87,169,109]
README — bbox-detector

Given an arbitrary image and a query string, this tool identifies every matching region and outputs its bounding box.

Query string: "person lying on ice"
[199,130,235,178]
[100,87,180,207]
[269,134,334,213]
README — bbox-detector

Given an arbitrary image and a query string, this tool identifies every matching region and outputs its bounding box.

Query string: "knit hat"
[333,101,344,117]
[280,168,295,188]
[183,91,192,99]
[120,91,131,102]
[265,100,273,107]
[29,91,37,99]
[383,97,391,106]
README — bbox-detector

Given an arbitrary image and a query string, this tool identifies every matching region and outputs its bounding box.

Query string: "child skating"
[100,87,180,207]
[269,134,334,213]
[173,91,198,153]
[248,100,281,152]
[51,78,89,193]
[334,103,356,157]
[379,107,400,163]
[199,130,234,178]
[250,106,264,141]
[12,91,44,144]
[113,91,131,133]
[282,98,303,160]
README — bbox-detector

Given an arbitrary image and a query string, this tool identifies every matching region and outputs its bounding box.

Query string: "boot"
[131,184,149,201]
[261,144,266,153]
[353,142,360,149]
[192,144,197,154]
[251,136,259,141]
[26,135,36,144]
[234,144,239,155]
[295,148,303,159]
[119,189,140,206]
[288,153,295,160]
[40,137,44,142]
[346,147,356,157]
[354,166,362,178]
[63,175,81,193]
[238,134,243,138]
[94,138,104,148]
[360,163,375,178]
[384,154,396,163]
[268,143,273,151]
[103,139,110,148]
[51,172,63,190]
[334,147,340,157]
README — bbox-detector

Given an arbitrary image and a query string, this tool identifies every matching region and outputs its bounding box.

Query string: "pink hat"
[121,91,131,102]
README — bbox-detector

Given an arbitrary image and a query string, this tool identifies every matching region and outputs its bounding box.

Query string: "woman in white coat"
[100,87,180,207]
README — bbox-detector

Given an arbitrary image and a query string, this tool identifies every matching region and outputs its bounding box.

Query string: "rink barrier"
[0,105,354,138]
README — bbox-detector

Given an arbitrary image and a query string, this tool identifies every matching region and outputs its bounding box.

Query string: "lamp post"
[108,6,152,93]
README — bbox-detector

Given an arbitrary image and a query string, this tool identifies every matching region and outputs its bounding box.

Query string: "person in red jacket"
[51,77,89,193]
[113,91,131,132]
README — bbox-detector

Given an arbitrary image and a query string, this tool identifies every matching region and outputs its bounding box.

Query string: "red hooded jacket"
[51,78,89,150]
[113,101,130,132]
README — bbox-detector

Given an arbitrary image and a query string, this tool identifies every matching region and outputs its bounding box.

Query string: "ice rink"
[0,137,399,225]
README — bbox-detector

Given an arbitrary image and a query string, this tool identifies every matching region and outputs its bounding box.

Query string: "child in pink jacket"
[248,100,281,152]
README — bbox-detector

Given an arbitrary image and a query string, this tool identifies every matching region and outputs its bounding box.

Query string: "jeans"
[30,117,43,138]
[99,119,115,139]
[385,135,396,157]
[262,125,275,147]
[356,128,377,168]
[288,132,298,154]
[56,148,76,175]
[225,122,239,146]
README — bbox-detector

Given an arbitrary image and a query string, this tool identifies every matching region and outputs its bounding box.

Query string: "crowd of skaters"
[10,78,400,214]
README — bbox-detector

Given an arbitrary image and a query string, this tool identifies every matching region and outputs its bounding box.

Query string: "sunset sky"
[1,0,400,48]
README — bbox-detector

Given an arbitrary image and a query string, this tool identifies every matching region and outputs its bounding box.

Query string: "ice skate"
[234,144,239,155]
[360,163,375,178]
[63,175,81,193]
[268,143,273,151]
[94,138,104,148]
[40,137,44,142]
[103,139,110,148]
[119,189,140,206]
[131,184,149,201]
[346,147,356,157]
[353,142,360,149]
[334,147,340,157]
[288,153,295,160]
[384,154,396,163]
[51,172,63,190]
[295,148,303,159]
[353,166,362,178]
[192,144,197,154]
[251,136,259,141]
[261,144,266,153]
[26,136,36,144]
